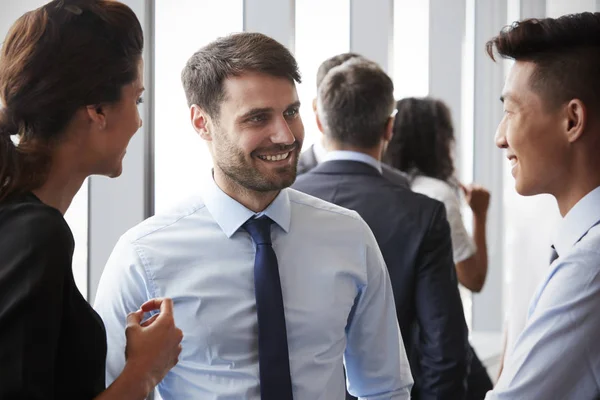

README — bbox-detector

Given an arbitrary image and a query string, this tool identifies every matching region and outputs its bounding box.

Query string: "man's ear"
[191,104,212,141]
[383,116,394,142]
[565,99,586,143]
[315,110,325,134]
[86,104,107,130]
[312,97,317,113]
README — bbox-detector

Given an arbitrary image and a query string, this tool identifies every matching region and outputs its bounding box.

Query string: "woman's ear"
[86,104,107,130]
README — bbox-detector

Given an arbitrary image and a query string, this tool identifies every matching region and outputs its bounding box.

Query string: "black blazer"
[298,144,411,189]
[293,160,469,400]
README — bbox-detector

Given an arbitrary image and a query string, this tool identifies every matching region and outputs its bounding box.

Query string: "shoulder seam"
[289,198,360,221]
[131,203,207,243]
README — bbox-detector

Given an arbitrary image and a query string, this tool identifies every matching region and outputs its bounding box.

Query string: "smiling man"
[94,33,413,400]
[485,12,600,400]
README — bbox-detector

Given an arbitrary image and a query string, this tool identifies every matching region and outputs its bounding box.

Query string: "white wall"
[0,1,47,39]
[547,0,598,16]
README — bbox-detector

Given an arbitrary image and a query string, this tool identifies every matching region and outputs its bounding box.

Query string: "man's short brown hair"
[181,32,301,119]
[486,12,600,112]
[315,52,365,90]
[318,59,395,148]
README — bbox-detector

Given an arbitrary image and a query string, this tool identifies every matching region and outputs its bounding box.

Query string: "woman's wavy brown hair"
[0,0,143,201]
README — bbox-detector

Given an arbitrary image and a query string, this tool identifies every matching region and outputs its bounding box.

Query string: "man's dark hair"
[318,59,394,149]
[486,12,600,111]
[383,97,455,182]
[316,52,365,89]
[181,32,301,119]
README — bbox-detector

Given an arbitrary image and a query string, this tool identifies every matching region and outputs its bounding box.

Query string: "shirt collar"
[201,171,291,238]
[553,185,600,257]
[323,150,383,174]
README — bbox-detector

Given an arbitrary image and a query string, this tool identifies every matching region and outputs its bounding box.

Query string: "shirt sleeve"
[440,189,476,264]
[486,252,600,400]
[0,208,72,399]
[344,218,414,400]
[412,179,476,264]
[93,234,152,387]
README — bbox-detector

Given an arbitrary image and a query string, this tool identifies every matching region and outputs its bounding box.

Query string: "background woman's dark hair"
[383,97,455,182]
[0,0,143,201]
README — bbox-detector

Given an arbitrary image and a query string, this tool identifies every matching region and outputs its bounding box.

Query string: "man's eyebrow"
[500,93,519,104]
[238,107,273,120]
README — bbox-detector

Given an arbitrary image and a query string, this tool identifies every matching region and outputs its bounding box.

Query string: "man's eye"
[284,108,299,118]
[136,97,144,106]
[249,114,267,122]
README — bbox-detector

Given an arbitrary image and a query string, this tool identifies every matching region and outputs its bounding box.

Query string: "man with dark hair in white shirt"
[486,12,600,399]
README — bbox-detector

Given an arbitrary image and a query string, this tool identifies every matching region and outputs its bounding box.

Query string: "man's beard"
[215,139,300,193]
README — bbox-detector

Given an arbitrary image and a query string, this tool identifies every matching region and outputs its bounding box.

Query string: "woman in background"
[384,97,493,399]
[0,1,182,398]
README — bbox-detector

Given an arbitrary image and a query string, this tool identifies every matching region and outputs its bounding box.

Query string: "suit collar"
[309,159,382,177]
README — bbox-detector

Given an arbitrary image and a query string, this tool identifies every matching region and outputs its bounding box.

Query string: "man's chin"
[250,169,297,192]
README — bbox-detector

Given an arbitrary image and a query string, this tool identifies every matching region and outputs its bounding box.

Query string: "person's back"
[293,58,469,399]
[295,162,467,361]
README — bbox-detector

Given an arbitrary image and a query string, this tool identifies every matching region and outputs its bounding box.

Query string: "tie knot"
[243,216,273,245]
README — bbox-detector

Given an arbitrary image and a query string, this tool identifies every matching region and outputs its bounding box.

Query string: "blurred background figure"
[386,97,490,294]
[384,97,493,399]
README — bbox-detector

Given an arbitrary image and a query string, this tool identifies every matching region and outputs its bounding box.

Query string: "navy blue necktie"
[243,216,293,400]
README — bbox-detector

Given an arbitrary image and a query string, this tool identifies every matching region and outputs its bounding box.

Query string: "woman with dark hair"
[385,97,490,292]
[384,97,493,399]
[0,1,182,398]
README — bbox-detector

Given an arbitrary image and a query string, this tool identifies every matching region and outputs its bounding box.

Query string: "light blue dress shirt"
[487,185,600,399]
[94,172,413,400]
[324,150,383,173]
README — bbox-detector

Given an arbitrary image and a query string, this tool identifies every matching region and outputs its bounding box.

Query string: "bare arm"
[94,364,153,400]
[456,184,490,293]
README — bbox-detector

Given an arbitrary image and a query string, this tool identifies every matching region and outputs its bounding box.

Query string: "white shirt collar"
[553,185,600,257]
[323,150,383,173]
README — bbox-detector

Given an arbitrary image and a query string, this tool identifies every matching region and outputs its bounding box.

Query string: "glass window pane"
[295,0,350,150]
[154,0,243,213]
[393,0,430,99]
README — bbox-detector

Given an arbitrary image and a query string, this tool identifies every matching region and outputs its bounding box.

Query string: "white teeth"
[259,152,290,162]
[510,158,517,167]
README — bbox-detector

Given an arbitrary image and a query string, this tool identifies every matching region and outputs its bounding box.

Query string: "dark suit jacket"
[298,144,411,189]
[293,160,469,400]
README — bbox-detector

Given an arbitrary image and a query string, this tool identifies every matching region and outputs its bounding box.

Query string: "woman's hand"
[124,298,183,389]
[461,183,491,217]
